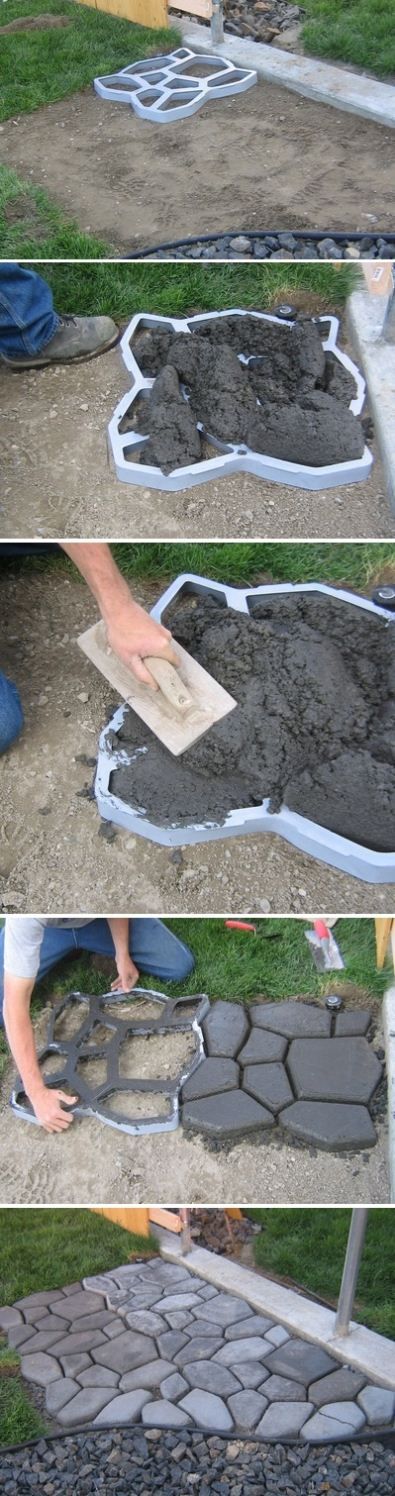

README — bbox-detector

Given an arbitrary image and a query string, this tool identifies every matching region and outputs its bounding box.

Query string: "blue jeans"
[0,919,194,1024]
[0,265,59,359]
[0,671,24,753]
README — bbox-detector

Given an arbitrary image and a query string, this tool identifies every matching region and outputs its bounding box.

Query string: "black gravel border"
[128,230,395,260]
[2,1421,395,1455]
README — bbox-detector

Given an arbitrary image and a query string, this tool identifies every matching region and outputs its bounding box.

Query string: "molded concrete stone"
[61,1283,83,1296]
[257,1401,313,1438]
[183,1089,275,1137]
[93,1390,152,1424]
[302,1402,366,1441]
[264,1325,290,1347]
[309,1367,366,1405]
[15,1290,66,1309]
[56,1291,105,1321]
[227,1389,268,1429]
[335,1011,372,1036]
[224,1314,274,1339]
[93,1329,156,1373]
[78,1366,119,1388]
[236,1362,269,1389]
[265,1340,337,1384]
[124,1310,167,1336]
[114,1288,160,1311]
[21,1352,61,1386]
[243,1061,294,1113]
[180,1389,234,1431]
[238,1031,287,1065]
[287,1037,382,1104]
[119,1359,174,1391]
[195,1295,252,1328]
[18,1331,65,1354]
[186,1318,222,1336]
[8,1323,36,1349]
[202,1001,249,1058]
[22,1305,50,1324]
[279,1100,377,1150]
[152,1293,201,1312]
[142,1399,191,1427]
[250,1002,331,1038]
[214,1337,270,1366]
[165,1310,192,1329]
[161,1372,189,1400]
[46,1378,80,1414]
[101,1319,124,1339]
[357,1385,395,1424]
[34,1314,70,1333]
[198,1286,218,1300]
[59,1354,91,1378]
[0,1307,22,1331]
[263,1375,307,1401]
[146,1262,193,1285]
[57,1387,114,1426]
[175,1337,223,1367]
[182,1058,239,1101]
[50,1330,106,1357]
[183,1360,240,1396]
[84,1274,121,1295]
[158,1331,189,1359]
[70,1310,116,1333]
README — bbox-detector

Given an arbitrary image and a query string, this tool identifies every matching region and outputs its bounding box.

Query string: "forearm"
[61,544,132,625]
[107,918,131,964]
[3,977,44,1104]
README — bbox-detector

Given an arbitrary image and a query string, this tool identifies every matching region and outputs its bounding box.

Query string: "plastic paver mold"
[11,988,209,1135]
[95,574,395,884]
[94,47,257,124]
[109,309,372,492]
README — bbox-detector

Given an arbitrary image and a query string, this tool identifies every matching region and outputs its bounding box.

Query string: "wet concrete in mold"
[110,591,395,851]
[124,317,365,472]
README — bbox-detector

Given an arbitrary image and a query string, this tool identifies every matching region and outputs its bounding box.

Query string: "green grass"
[33,259,357,316]
[301,0,395,78]
[6,542,395,593]
[0,165,116,258]
[250,1208,395,1338]
[0,0,180,120]
[0,1207,157,1447]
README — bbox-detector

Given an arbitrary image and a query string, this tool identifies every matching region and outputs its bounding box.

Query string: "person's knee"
[0,681,24,754]
[178,945,195,981]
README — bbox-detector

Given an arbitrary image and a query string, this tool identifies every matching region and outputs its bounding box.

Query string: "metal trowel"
[77,617,237,756]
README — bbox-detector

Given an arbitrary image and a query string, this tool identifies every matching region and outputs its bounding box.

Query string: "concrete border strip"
[156,1228,395,1389]
[383,985,395,1203]
[180,22,395,129]
[347,286,395,515]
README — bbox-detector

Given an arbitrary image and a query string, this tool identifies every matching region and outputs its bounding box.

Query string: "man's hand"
[111,957,140,993]
[31,1086,78,1133]
[106,599,179,690]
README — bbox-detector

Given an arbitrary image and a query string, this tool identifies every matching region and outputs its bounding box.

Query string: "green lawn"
[0,1206,157,1446]
[301,0,395,79]
[6,540,395,592]
[33,258,356,317]
[250,1208,395,1338]
[0,0,179,120]
[0,165,116,259]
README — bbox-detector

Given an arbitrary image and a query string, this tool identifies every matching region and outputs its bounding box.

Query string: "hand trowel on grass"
[77,618,237,756]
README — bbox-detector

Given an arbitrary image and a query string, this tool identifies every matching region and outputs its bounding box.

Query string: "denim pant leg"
[0,925,78,1025]
[0,265,59,358]
[0,671,24,753]
[78,918,195,983]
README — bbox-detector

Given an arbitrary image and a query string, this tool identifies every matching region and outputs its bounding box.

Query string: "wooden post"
[76,0,168,30]
[92,1206,151,1235]
[375,917,395,971]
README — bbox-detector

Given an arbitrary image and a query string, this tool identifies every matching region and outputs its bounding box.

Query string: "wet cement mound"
[110,592,395,851]
[129,317,363,471]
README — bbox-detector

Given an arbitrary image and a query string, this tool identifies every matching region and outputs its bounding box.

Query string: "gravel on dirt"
[142,233,395,260]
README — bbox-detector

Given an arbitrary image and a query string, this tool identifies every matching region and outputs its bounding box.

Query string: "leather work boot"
[2,313,119,368]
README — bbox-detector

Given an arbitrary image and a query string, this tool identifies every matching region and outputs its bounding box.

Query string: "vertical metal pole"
[382,285,395,344]
[211,0,224,44]
[334,1209,369,1336]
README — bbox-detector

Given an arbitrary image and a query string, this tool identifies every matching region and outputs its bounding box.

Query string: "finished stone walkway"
[1,1258,394,1443]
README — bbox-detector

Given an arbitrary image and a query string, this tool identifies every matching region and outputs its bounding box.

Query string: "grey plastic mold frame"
[95,574,395,884]
[94,47,257,124]
[11,987,209,1136]
[108,308,372,492]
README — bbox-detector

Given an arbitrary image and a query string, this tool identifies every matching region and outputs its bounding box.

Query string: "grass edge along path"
[251,1207,395,1339]
[301,0,395,81]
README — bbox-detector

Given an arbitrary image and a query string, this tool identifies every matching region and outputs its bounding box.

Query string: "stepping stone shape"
[309,1367,366,1405]
[22,1305,49,1324]
[225,1314,274,1339]
[119,1359,174,1392]
[199,1285,218,1300]
[93,1329,156,1373]
[161,1372,189,1400]
[302,1401,366,1441]
[152,1293,201,1312]
[71,1310,116,1332]
[93,1389,151,1424]
[61,1283,83,1296]
[100,1318,124,1340]
[243,1062,294,1113]
[46,1378,79,1415]
[115,1288,161,1311]
[183,1360,240,1396]
[84,1274,120,1295]
[279,1101,376,1151]
[143,1399,191,1427]
[238,1031,287,1065]
[59,1354,91,1378]
[124,1310,167,1336]
[175,1337,223,1367]
[182,1058,239,1101]
[57,1387,115,1427]
[165,1310,191,1329]
[264,1325,290,1347]
[357,1385,395,1424]
[335,1011,372,1036]
[250,1002,331,1038]
[265,1340,337,1384]
[21,1352,61,1386]
[287,1037,382,1104]
[257,1401,313,1438]
[19,1331,66,1354]
[188,1317,225,1337]
[56,1290,106,1322]
[0,1307,23,1331]
[227,1389,268,1430]
[15,1290,66,1309]
[195,1295,252,1327]
[34,1314,70,1333]
[180,1389,234,1431]
[183,1090,275,1138]
[215,1337,270,1366]
[236,1362,269,1390]
[49,1330,106,1357]
[145,1262,193,1285]
[158,1330,190,1358]
[78,1366,119,1388]
[8,1323,36,1349]
[202,1001,249,1058]
[263,1375,307,1401]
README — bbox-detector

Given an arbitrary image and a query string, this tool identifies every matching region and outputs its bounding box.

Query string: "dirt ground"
[0,341,392,540]
[0,990,388,1205]
[1,84,394,248]
[2,569,395,915]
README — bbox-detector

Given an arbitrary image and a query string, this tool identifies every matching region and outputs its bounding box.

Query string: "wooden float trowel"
[77,618,237,756]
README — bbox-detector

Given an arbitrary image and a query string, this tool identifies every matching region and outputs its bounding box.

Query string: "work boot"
[1,314,119,368]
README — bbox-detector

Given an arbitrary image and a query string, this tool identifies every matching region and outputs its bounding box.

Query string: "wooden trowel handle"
[144,657,194,715]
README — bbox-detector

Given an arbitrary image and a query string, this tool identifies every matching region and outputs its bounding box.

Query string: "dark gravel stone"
[135,234,394,260]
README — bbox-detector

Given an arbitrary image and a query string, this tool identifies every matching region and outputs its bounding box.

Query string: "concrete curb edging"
[383,986,395,1203]
[180,22,395,129]
[157,1229,395,1391]
[347,287,395,515]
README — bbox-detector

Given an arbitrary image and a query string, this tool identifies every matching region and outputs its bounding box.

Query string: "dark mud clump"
[110,592,395,851]
[138,366,202,473]
[128,316,364,473]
